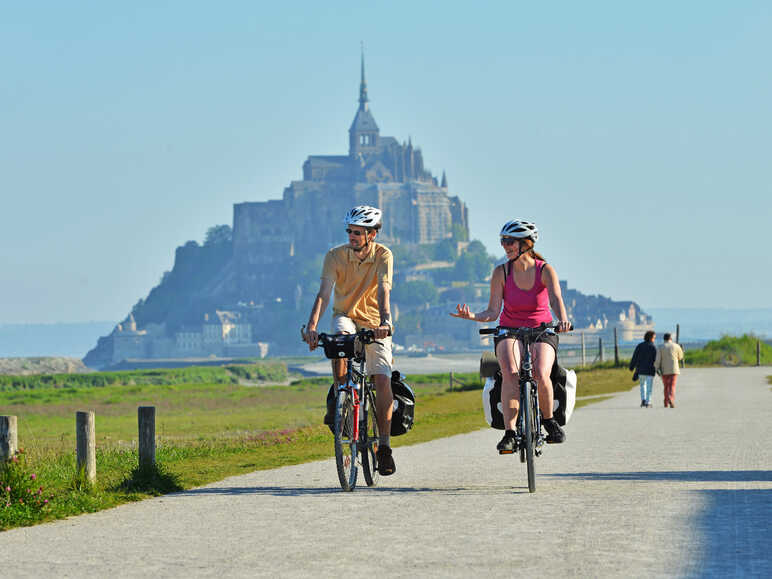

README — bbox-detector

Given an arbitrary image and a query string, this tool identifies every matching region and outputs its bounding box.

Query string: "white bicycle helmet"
[499,219,538,242]
[344,205,382,229]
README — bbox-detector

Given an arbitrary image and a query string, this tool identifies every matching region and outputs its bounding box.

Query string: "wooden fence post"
[1,415,18,461]
[76,411,96,484]
[598,338,604,363]
[757,340,761,366]
[581,333,586,368]
[614,327,619,366]
[138,406,156,468]
[449,371,454,392]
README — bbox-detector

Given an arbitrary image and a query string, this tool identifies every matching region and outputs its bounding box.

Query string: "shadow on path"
[690,489,772,576]
[545,470,772,483]
[178,485,525,497]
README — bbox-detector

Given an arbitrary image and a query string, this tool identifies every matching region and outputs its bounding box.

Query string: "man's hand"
[374,325,391,340]
[303,325,320,351]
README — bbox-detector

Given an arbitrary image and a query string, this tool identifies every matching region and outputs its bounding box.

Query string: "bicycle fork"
[339,381,361,441]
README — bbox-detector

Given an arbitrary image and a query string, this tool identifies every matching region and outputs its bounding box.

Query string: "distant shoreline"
[1,309,771,358]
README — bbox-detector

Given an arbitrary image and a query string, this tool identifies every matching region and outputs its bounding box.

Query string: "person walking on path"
[629,330,657,407]
[450,218,572,453]
[302,205,397,475]
[655,333,684,408]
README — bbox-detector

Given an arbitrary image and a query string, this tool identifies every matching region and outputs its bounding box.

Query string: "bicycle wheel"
[334,389,358,491]
[522,381,536,493]
[360,387,379,487]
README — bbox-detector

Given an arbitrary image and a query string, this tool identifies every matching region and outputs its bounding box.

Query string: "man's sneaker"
[376,445,396,476]
[543,419,566,444]
[640,400,646,408]
[496,431,518,454]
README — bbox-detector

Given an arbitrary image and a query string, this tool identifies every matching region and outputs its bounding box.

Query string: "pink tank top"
[499,259,553,328]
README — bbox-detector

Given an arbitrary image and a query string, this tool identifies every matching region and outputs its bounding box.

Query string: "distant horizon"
[3,305,772,327]
[2,307,770,359]
[2,306,772,327]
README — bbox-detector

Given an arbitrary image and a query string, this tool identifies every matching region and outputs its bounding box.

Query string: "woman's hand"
[450,304,475,320]
[556,320,572,333]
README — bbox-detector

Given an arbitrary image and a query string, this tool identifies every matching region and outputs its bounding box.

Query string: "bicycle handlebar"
[479,321,573,337]
[300,325,390,345]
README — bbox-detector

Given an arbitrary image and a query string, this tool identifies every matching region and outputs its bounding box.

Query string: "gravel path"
[1,367,770,577]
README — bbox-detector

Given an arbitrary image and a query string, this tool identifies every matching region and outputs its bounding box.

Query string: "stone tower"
[349,50,379,157]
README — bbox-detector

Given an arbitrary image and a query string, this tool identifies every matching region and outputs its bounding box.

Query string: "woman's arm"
[541,264,571,332]
[450,265,504,322]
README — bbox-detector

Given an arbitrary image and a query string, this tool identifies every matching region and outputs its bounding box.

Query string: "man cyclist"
[303,205,397,476]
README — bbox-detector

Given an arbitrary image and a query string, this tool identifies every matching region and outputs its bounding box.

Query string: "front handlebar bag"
[390,371,415,436]
[321,334,357,359]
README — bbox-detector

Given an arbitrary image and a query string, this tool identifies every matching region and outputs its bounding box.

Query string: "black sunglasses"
[346,228,366,236]
[500,237,520,246]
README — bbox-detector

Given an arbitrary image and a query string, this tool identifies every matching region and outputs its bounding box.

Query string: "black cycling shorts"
[494,331,559,355]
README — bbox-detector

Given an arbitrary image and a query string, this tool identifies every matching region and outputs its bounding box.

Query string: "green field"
[1,365,632,530]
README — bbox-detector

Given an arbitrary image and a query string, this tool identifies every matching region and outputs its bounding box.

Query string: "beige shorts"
[332,315,392,377]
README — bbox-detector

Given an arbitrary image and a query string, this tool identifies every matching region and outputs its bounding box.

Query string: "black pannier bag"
[324,371,416,436]
[549,363,577,427]
[324,384,337,433]
[481,356,577,429]
[390,370,415,436]
[482,371,506,430]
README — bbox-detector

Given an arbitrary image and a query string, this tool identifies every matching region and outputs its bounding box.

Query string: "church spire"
[349,44,379,156]
[359,43,369,111]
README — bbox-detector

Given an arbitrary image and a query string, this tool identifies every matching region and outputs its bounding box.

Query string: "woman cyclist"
[451,219,571,453]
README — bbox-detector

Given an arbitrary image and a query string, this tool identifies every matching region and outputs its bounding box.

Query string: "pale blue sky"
[1,1,770,324]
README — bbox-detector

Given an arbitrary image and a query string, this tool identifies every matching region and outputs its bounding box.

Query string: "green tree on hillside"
[392,280,439,306]
[205,225,233,246]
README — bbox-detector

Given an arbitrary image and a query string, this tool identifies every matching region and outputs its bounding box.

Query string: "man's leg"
[366,336,396,476]
[662,375,673,407]
[669,374,678,406]
[325,316,356,424]
[374,373,393,443]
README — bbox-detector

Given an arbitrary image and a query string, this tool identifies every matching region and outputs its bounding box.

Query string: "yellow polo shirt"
[321,242,393,328]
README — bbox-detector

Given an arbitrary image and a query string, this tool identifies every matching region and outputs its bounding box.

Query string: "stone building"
[232,54,468,297]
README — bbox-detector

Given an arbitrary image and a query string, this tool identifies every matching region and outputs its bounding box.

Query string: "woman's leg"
[532,342,556,420]
[496,337,523,430]
[639,376,647,404]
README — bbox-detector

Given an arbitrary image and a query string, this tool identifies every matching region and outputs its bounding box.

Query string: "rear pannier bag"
[324,370,416,436]
[482,371,506,430]
[481,360,577,429]
[390,370,415,436]
[549,363,577,427]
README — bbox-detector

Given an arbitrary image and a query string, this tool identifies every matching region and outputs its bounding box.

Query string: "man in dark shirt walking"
[629,330,657,407]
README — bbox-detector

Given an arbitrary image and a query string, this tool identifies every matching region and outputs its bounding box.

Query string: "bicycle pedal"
[498,449,516,455]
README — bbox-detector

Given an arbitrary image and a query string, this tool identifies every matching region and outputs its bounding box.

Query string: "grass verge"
[1,366,633,531]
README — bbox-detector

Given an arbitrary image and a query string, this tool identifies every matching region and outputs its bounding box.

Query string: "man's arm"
[375,283,392,339]
[304,278,333,350]
[629,344,639,371]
